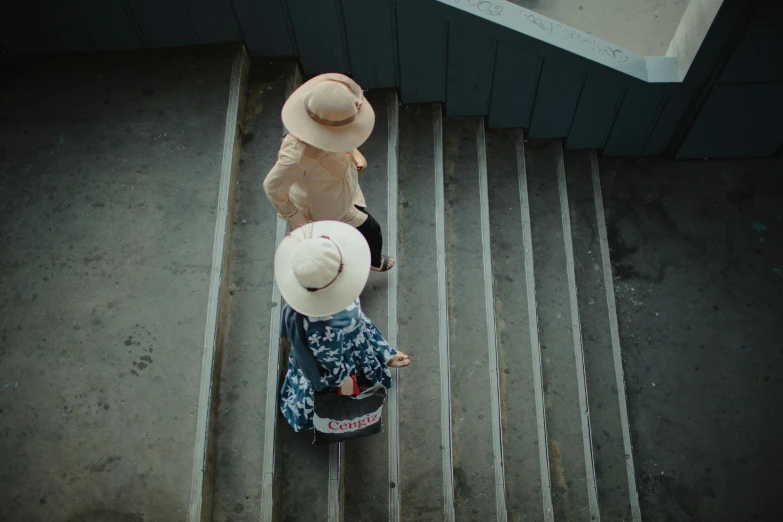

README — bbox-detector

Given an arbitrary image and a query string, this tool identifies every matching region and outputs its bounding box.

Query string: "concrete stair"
[212,60,640,522]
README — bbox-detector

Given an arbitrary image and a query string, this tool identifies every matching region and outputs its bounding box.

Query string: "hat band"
[306,236,344,292]
[305,101,357,128]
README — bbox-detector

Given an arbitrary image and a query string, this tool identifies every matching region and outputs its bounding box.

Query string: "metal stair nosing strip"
[589,151,642,522]
[514,132,555,522]
[327,90,402,522]
[556,143,601,522]
[260,65,302,522]
[188,44,249,522]
[433,104,457,521]
[476,119,508,522]
[386,91,402,522]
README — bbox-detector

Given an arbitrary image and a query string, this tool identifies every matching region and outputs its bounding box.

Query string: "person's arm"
[263,139,309,229]
[352,148,367,172]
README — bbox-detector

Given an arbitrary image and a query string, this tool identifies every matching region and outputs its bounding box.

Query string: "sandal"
[371,256,395,272]
[387,352,410,368]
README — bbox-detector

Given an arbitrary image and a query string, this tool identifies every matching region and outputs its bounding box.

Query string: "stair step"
[275,401,333,521]
[342,89,395,521]
[525,140,599,522]
[564,150,640,522]
[485,128,554,521]
[441,117,506,520]
[262,66,338,522]
[212,60,640,520]
[211,59,293,521]
[397,104,453,520]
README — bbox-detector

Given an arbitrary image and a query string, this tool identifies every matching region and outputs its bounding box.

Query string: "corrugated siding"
[0,0,778,158]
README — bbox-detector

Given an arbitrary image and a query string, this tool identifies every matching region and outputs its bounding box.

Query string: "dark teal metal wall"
[1,0,779,158]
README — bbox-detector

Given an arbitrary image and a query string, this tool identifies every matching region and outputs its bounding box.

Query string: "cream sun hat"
[281,73,375,152]
[275,221,371,317]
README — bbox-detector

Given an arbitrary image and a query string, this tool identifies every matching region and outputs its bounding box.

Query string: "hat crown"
[305,78,362,125]
[291,237,341,290]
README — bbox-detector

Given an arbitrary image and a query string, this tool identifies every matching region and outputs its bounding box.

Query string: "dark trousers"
[354,206,383,268]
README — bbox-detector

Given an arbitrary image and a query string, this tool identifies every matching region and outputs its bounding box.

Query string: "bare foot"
[387,352,410,368]
[371,256,395,272]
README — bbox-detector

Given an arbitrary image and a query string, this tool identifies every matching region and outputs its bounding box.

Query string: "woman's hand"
[352,148,367,172]
[387,352,411,368]
[339,377,355,396]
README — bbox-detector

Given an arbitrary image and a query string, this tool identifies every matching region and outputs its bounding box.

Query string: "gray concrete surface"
[600,156,783,521]
[565,150,635,521]
[510,0,691,56]
[396,105,448,521]
[443,117,502,520]
[526,140,593,522]
[343,89,393,521]
[486,129,548,521]
[0,47,234,521]
[210,59,292,522]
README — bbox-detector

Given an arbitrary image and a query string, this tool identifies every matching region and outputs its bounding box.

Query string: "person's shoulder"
[278,134,308,166]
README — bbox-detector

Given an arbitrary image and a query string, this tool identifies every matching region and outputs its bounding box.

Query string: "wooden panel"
[719,0,783,84]
[528,60,584,139]
[445,24,495,116]
[677,84,783,158]
[126,0,197,48]
[604,89,666,155]
[286,0,349,75]
[76,0,143,51]
[566,76,624,150]
[488,42,540,129]
[231,0,294,56]
[341,0,396,89]
[182,0,242,43]
[396,3,446,104]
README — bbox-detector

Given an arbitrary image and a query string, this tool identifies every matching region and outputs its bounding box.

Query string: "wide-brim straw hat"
[281,73,375,152]
[275,221,371,317]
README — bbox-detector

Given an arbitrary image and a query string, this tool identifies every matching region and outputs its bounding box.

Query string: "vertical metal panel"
[528,60,584,139]
[231,0,294,56]
[1,1,92,53]
[396,3,446,104]
[642,84,694,156]
[488,42,540,129]
[445,24,495,116]
[46,2,94,52]
[566,77,624,150]
[341,0,396,89]
[75,0,143,51]
[182,0,242,43]
[0,3,39,53]
[286,0,349,75]
[125,0,197,48]
[718,0,783,84]
[644,0,756,155]
[677,84,783,158]
[62,10,96,52]
[604,89,667,155]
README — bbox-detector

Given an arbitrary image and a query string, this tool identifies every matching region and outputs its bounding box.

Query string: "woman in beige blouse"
[263,73,394,272]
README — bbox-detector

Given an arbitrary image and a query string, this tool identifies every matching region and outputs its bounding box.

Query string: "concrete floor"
[509,0,690,56]
[0,47,234,521]
[600,156,783,521]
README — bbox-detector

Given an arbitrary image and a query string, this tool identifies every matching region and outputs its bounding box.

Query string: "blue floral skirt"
[280,300,396,432]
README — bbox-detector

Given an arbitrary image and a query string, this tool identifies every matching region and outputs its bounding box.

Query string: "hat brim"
[275,221,371,317]
[281,75,375,153]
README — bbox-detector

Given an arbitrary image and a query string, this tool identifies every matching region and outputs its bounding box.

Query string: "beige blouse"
[263,134,367,228]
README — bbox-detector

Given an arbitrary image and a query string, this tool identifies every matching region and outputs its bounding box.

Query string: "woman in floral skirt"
[274,220,410,432]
